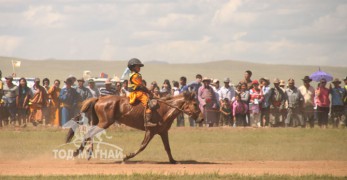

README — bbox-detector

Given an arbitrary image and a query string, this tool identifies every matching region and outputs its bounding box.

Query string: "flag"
[12,60,21,68]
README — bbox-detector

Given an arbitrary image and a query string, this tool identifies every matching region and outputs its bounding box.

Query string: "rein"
[153,98,187,113]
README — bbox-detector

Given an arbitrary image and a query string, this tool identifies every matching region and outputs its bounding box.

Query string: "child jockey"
[127,58,157,127]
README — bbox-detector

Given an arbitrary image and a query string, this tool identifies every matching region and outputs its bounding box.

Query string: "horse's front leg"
[159,131,177,164]
[123,130,155,162]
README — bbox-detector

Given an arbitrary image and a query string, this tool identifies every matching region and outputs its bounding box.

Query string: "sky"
[0,0,346,66]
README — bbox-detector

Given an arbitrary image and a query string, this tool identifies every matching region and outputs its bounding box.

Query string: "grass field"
[0,126,347,178]
[0,126,347,162]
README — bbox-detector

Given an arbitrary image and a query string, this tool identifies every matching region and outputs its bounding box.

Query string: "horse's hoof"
[170,159,178,164]
[73,150,80,157]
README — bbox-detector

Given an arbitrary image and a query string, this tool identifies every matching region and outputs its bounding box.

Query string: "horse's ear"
[190,91,196,100]
[183,90,190,100]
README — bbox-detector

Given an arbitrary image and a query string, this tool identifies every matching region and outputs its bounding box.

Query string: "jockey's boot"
[145,109,157,127]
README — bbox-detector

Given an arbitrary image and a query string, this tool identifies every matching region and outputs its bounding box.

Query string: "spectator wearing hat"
[198,77,218,127]
[211,79,221,126]
[279,80,286,90]
[298,76,315,128]
[329,78,345,128]
[315,78,330,128]
[239,70,253,90]
[29,78,48,126]
[48,80,61,127]
[285,78,304,128]
[260,77,272,127]
[219,78,236,124]
[42,78,51,125]
[76,78,92,112]
[87,79,100,98]
[100,79,116,97]
[59,78,79,126]
[249,80,263,127]
[2,76,18,126]
[270,78,287,127]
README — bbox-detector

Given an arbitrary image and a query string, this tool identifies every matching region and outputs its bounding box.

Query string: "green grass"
[0,126,347,162]
[0,173,345,180]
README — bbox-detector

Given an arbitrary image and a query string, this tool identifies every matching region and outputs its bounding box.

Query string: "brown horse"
[67,91,201,164]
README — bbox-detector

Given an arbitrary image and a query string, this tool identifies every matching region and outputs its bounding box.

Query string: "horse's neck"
[161,96,185,121]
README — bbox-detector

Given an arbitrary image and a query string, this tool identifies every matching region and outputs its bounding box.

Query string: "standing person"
[172,81,180,96]
[270,78,286,127]
[177,76,188,127]
[42,78,51,125]
[239,83,250,126]
[212,79,221,126]
[172,80,183,127]
[298,76,315,128]
[219,78,235,102]
[115,81,122,96]
[343,76,347,126]
[249,80,263,127]
[99,79,116,96]
[315,78,330,128]
[220,98,232,126]
[239,70,253,90]
[329,78,345,128]
[149,81,158,94]
[0,70,3,100]
[76,78,92,112]
[260,78,272,127]
[29,78,48,126]
[120,80,129,97]
[187,74,203,127]
[198,77,218,127]
[87,79,100,98]
[179,76,188,93]
[16,78,31,127]
[59,78,78,126]
[48,80,61,127]
[127,58,157,127]
[232,94,248,127]
[2,76,19,126]
[285,79,304,128]
[161,79,172,97]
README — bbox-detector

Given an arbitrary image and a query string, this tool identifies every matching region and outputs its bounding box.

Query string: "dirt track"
[1,160,347,176]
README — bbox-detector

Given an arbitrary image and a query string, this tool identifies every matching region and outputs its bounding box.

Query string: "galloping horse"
[66,91,201,164]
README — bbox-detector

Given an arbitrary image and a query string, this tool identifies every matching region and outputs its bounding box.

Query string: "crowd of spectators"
[0,69,346,129]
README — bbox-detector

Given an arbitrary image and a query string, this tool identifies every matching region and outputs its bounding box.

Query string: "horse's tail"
[66,98,99,143]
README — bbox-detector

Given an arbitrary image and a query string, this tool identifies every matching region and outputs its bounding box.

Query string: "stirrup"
[144,113,157,127]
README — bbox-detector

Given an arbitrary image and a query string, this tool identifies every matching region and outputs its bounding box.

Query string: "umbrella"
[309,68,333,82]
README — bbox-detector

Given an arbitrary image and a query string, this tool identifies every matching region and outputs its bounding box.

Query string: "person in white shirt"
[298,76,315,128]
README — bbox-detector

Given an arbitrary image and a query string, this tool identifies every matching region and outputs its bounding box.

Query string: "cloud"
[23,5,65,28]
[0,35,22,55]
[212,0,257,26]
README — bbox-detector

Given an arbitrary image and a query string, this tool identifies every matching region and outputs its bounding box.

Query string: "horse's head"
[182,91,202,123]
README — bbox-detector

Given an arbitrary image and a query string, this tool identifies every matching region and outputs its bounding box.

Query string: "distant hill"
[0,56,346,86]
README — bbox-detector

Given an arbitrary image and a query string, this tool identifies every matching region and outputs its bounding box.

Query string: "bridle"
[155,98,194,116]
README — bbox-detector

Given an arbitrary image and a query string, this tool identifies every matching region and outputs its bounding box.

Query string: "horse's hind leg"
[123,130,155,162]
[73,126,105,158]
[159,131,177,164]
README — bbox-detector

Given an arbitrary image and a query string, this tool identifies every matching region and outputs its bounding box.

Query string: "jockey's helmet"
[128,58,144,69]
